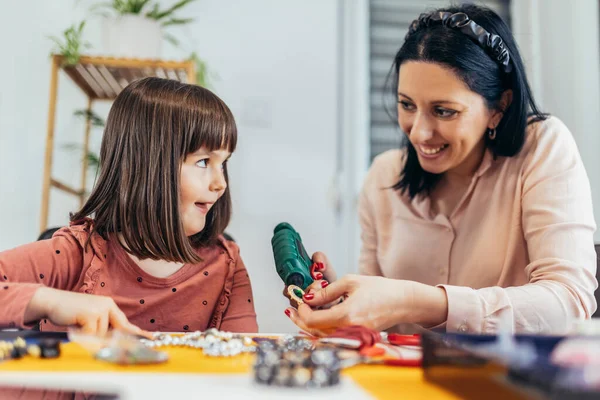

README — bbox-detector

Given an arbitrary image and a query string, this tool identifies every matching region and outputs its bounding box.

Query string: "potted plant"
[49,21,91,65]
[87,0,197,59]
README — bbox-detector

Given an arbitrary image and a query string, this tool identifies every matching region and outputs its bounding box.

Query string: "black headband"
[406,11,512,74]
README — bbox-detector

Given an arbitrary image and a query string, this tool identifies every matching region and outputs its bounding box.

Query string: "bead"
[139,329,254,358]
[255,365,272,383]
[312,367,329,386]
[39,339,61,359]
[292,367,311,386]
[252,337,341,388]
[0,338,58,362]
[11,346,27,359]
[275,365,291,386]
[27,345,41,358]
[13,337,26,349]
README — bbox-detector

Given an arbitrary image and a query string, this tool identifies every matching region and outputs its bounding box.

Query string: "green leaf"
[163,33,180,47]
[48,20,89,66]
[62,143,100,172]
[161,17,195,27]
[149,0,197,21]
[86,152,100,169]
[146,3,160,19]
[74,109,106,127]
[188,51,210,88]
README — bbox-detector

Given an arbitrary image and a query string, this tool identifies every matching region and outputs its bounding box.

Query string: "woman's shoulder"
[516,115,583,180]
[365,148,406,190]
[522,115,578,156]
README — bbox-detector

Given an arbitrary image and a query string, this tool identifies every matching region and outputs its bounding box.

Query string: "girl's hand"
[285,275,448,335]
[26,287,151,338]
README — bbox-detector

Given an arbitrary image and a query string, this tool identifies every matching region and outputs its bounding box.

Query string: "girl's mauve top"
[0,219,258,333]
[358,116,598,334]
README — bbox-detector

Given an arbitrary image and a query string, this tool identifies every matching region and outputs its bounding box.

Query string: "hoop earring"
[488,128,497,140]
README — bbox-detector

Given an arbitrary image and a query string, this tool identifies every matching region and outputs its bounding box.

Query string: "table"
[0,333,519,400]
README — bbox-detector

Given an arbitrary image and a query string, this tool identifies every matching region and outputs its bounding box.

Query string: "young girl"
[0,77,258,335]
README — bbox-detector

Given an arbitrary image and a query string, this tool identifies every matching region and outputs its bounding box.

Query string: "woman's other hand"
[285,275,448,335]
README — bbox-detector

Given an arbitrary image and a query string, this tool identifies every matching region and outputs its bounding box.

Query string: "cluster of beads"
[140,328,255,357]
[0,337,60,361]
[253,336,341,388]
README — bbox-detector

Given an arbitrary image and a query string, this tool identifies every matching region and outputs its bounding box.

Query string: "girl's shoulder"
[215,234,241,261]
[54,218,108,257]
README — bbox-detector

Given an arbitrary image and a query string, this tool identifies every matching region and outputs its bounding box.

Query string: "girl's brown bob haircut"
[71,77,237,263]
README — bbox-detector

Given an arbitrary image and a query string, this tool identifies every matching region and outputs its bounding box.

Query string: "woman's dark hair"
[389,4,546,198]
[71,77,237,263]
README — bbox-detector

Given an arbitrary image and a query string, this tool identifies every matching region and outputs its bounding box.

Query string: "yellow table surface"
[0,342,525,400]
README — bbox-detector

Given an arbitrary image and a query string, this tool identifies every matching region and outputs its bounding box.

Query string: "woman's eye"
[398,100,415,111]
[196,159,208,168]
[434,107,457,118]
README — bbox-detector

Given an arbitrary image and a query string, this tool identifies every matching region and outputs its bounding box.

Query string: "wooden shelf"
[57,55,195,100]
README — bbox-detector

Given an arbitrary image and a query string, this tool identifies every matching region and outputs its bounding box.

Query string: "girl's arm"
[219,246,258,333]
[0,228,85,328]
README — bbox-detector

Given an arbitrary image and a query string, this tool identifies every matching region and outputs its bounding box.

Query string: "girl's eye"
[196,159,208,168]
[434,107,457,118]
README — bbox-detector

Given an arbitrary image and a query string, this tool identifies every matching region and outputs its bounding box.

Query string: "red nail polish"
[314,272,323,280]
[303,293,315,300]
[321,281,329,288]
[316,262,325,270]
[285,309,291,317]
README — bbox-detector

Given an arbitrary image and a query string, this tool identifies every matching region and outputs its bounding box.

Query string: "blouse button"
[458,324,468,333]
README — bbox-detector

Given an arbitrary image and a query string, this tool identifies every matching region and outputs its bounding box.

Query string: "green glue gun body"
[271,222,314,290]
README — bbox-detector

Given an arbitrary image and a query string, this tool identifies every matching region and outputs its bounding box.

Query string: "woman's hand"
[25,287,151,338]
[284,251,339,309]
[285,275,449,335]
[303,251,338,298]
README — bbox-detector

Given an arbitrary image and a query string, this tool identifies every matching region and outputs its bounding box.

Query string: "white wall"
[0,2,90,247]
[512,0,600,242]
[0,0,362,333]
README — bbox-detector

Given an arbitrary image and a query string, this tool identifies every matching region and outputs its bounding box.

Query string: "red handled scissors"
[386,333,421,347]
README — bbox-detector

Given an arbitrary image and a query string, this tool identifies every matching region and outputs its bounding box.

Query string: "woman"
[286,4,597,335]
